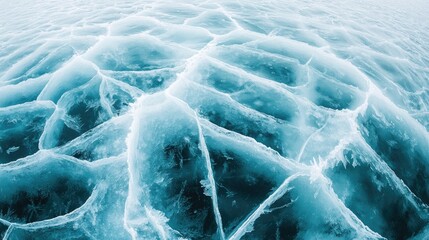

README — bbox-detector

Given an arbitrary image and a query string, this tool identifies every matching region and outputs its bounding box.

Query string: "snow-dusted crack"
[228,173,302,240]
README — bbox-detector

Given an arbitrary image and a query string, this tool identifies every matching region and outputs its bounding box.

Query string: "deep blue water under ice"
[0,0,429,239]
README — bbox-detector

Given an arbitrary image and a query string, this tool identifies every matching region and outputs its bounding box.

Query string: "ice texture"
[1,0,429,239]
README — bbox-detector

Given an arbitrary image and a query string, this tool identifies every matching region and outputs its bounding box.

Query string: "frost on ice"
[0,0,429,239]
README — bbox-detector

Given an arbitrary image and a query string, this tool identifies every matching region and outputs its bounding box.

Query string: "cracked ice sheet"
[1,0,429,239]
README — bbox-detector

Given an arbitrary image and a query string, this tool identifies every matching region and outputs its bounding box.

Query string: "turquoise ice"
[0,0,428,239]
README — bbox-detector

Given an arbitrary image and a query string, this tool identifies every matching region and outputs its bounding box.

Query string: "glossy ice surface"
[0,0,428,239]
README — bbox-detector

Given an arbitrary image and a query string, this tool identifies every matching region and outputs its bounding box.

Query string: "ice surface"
[0,0,429,239]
